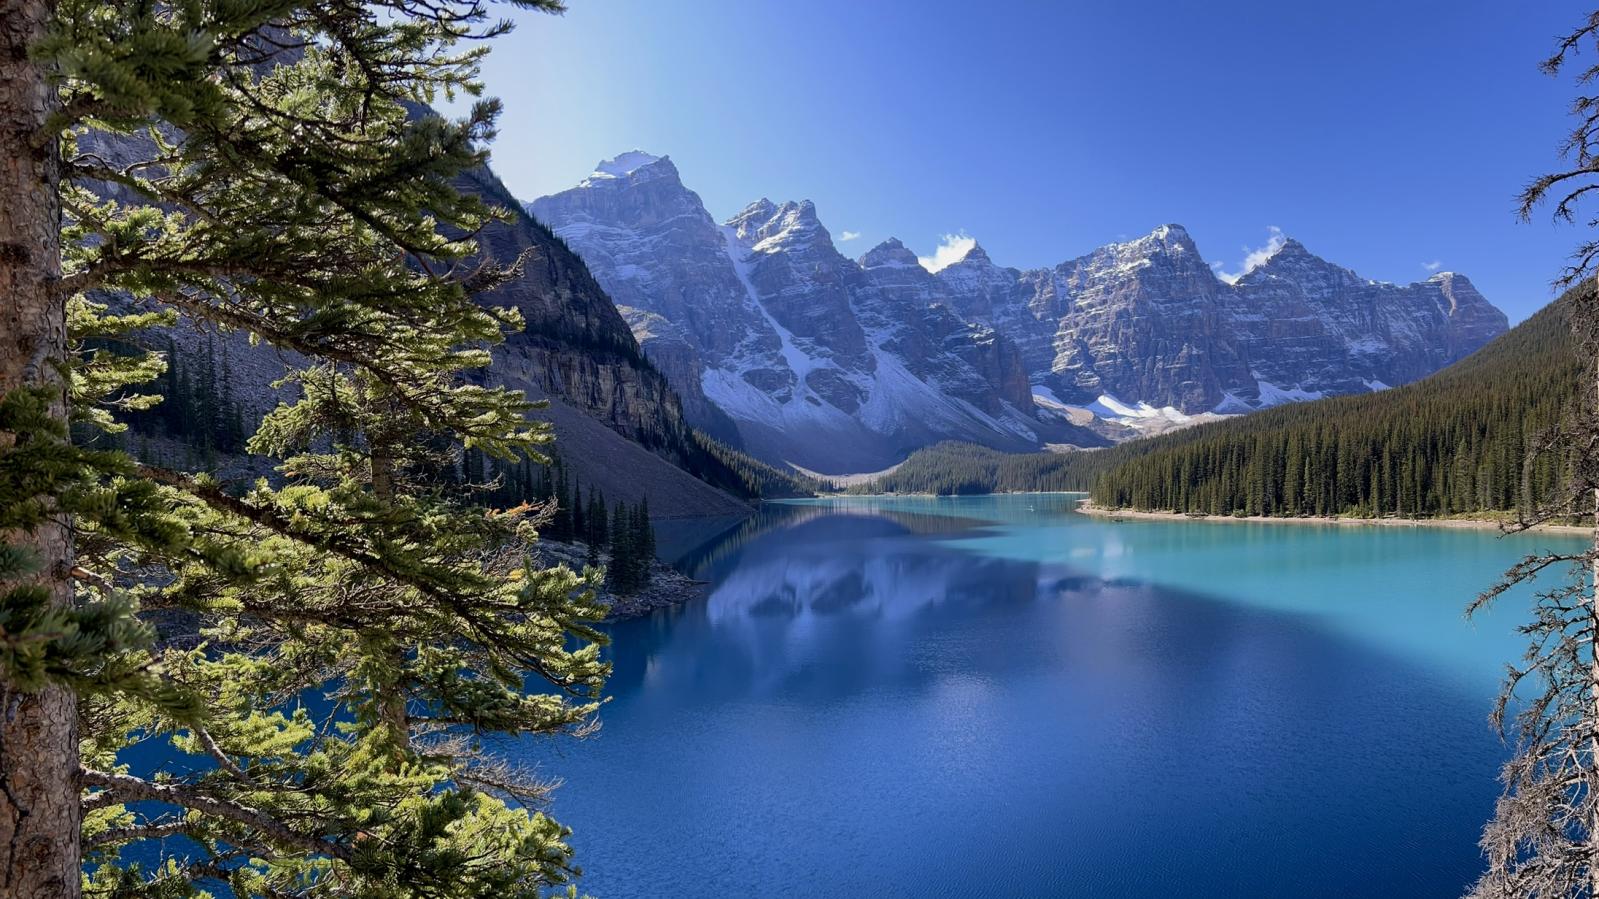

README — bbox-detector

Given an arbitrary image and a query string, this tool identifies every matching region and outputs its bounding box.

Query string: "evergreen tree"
[0,2,608,896]
[587,489,608,550]
[609,499,636,594]
[219,339,245,454]
[572,481,586,544]
[634,497,656,590]
[552,464,573,543]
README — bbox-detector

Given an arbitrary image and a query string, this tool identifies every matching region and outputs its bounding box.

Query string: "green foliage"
[1089,293,1586,519]
[1,0,625,894]
[0,387,197,715]
[686,431,821,499]
[851,441,1111,496]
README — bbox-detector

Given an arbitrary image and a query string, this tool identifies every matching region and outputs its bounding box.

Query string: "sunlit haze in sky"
[464,0,1594,323]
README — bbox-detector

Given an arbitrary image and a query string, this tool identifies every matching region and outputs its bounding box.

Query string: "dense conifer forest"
[1090,293,1584,518]
[688,431,822,498]
[849,441,1112,495]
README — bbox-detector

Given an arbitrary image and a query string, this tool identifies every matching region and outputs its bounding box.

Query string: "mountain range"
[530,151,1510,474]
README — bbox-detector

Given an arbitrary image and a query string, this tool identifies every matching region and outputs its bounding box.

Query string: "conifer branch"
[79,769,353,861]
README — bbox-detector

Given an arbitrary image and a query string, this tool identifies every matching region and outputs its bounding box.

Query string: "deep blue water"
[517,494,1588,898]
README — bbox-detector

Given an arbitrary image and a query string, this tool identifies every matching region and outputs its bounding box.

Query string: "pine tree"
[635,496,656,589]
[218,339,246,454]
[609,499,636,594]
[588,489,608,550]
[0,2,607,896]
[552,464,572,543]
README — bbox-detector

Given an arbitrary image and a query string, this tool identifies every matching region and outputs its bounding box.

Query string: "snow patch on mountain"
[719,225,822,381]
[589,150,663,180]
[1253,379,1326,406]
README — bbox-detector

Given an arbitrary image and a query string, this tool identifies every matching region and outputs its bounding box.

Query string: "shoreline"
[1073,500,1592,535]
[809,490,1087,500]
[529,538,709,621]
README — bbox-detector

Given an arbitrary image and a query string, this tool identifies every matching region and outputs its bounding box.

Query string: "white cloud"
[1422,259,1442,272]
[1212,225,1285,285]
[918,232,977,273]
[839,230,861,242]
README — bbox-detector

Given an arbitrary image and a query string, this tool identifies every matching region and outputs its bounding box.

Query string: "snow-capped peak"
[1131,224,1201,257]
[591,150,664,179]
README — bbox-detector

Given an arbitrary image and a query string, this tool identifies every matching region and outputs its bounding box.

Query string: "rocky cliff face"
[532,154,1046,474]
[533,151,1510,469]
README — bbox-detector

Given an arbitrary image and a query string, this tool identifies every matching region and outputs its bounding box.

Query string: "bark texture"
[0,0,80,895]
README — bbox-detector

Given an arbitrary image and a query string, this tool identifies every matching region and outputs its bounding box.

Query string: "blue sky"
[470,0,1592,323]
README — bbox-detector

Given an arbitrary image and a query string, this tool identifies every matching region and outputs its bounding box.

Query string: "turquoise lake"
[519,493,1588,897]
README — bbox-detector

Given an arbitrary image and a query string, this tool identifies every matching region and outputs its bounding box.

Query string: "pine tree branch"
[133,462,467,608]
[79,769,351,861]
[83,820,191,850]
[192,724,254,785]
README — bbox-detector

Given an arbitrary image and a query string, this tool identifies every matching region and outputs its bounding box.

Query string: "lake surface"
[519,494,1588,897]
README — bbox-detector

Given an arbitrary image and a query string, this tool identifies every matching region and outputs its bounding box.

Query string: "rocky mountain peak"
[860,238,922,270]
[1073,224,1207,278]
[957,242,994,266]
[726,197,773,225]
[1268,236,1312,261]
[581,150,676,186]
[1238,236,1361,286]
[728,198,832,251]
[1077,224,1212,283]
[724,198,774,234]
[1149,223,1194,246]
[1428,271,1494,320]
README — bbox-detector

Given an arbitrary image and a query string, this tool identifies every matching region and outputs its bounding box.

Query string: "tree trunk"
[369,448,410,751]
[1592,349,1599,898]
[0,0,80,896]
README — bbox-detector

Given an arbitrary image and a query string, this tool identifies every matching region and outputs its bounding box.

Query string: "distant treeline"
[1089,295,1583,519]
[847,442,1111,495]
[117,335,251,464]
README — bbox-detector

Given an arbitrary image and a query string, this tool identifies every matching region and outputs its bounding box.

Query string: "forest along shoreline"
[1074,499,1592,535]
[530,539,709,621]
